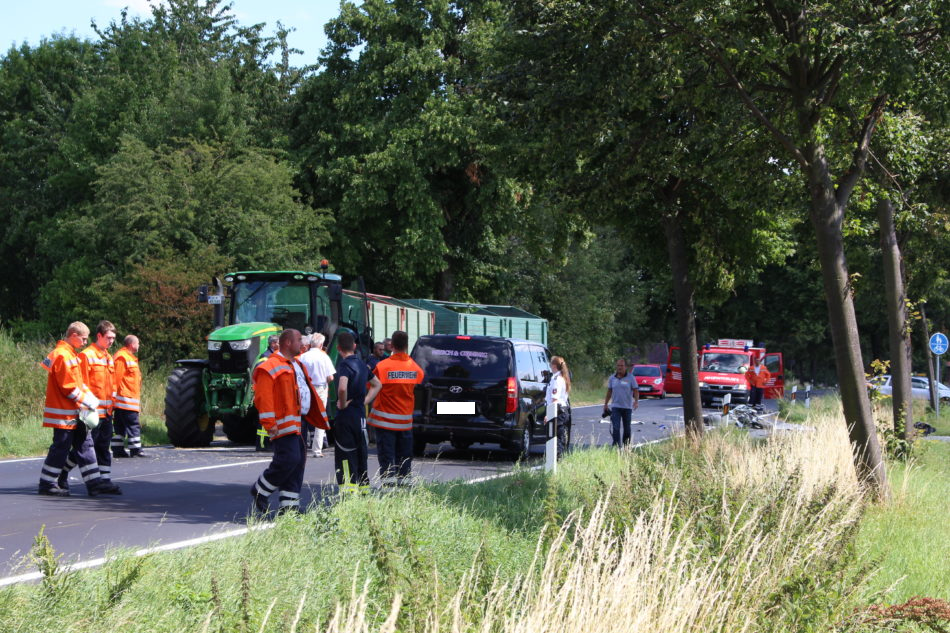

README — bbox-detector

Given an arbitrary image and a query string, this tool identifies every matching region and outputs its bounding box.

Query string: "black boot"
[130,449,148,457]
[113,449,130,458]
[38,484,70,497]
[89,481,122,496]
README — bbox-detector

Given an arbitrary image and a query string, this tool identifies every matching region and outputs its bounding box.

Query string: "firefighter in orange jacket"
[113,334,145,457]
[68,321,122,493]
[249,329,328,514]
[367,330,424,485]
[38,322,115,497]
[745,356,771,406]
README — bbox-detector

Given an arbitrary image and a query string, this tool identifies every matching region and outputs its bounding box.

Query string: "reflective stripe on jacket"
[81,345,114,418]
[40,341,92,429]
[368,353,424,431]
[253,353,303,440]
[114,347,142,412]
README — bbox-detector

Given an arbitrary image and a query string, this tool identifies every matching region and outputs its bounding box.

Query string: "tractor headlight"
[228,339,253,351]
[207,341,222,351]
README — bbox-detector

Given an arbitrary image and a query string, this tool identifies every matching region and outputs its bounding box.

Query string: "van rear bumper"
[412,414,519,446]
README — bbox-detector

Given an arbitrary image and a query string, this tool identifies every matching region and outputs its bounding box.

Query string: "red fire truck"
[664,339,784,407]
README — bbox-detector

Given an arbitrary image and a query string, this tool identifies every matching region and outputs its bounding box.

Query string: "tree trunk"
[805,146,888,496]
[877,198,914,441]
[663,205,704,436]
[435,268,455,301]
[920,303,939,410]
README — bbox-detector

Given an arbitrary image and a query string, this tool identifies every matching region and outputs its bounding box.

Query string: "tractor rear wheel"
[165,366,214,447]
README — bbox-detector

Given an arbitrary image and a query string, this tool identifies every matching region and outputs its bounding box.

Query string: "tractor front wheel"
[222,411,260,445]
[165,366,214,447]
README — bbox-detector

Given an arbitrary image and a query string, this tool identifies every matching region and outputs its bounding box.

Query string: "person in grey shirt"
[603,358,639,447]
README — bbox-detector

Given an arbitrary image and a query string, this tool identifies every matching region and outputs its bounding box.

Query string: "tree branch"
[835,94,888,207]
[701,43,809,168]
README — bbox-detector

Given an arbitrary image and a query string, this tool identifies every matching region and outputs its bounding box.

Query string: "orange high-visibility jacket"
[80,345,114,418]
[40,341,93,429]
[368,352,424,431]
[253,354,329,439]
[114,347,142,412]
[745,364,772,389]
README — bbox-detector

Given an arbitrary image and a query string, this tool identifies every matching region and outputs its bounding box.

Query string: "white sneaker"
[313,450,324,458]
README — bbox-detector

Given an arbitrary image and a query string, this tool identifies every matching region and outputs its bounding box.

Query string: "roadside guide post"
[545,402,558,473]
[929,333,948,417]
[722,392,732,417]
[805,383,811,409]
[791,384,798,404]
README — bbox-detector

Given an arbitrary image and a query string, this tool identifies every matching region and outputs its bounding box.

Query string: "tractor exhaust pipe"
[212,276,225,330]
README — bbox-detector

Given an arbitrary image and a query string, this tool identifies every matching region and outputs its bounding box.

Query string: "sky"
[0,0,343,65]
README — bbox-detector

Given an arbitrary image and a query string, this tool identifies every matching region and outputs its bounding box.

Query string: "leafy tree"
[0,36,97,318]
[641,0,947,493]
[37,137,329,329]
[489,0,797,433]
[291,0,529,301]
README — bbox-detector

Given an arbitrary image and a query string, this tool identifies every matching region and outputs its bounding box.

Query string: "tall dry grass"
[317,412,866,633]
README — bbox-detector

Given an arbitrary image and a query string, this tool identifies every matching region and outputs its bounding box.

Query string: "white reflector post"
[545,403,558,473]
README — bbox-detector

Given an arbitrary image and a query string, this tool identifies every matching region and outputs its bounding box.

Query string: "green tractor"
[164,266,371,447]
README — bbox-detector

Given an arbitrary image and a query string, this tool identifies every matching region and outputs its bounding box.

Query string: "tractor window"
[232,281,310,330]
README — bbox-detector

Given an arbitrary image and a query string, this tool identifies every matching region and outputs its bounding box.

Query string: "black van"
[410,334,570,458]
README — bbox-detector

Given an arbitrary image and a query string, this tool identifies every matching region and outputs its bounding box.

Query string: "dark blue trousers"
[113,408,142,453]
[41,425,101,493]
[65,414,113,482]
[610,407,632,447]
[333,410,369,488]
[252,433,306,510]
[375,427,413,480]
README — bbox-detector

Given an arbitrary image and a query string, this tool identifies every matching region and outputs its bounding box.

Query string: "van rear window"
[413,340,510,381]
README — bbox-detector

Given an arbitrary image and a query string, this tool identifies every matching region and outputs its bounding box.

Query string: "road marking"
[0,457,44,464]
[0,524,275,588]
[166,460,271,474]
[665,407,681,411]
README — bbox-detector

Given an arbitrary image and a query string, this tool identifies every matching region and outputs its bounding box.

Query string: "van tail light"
[506,377,518,413]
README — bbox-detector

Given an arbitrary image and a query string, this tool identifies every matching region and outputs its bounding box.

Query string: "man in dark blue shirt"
[333,331,378,492]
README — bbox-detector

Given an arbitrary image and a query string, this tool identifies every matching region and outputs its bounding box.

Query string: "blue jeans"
[610,407,632,446]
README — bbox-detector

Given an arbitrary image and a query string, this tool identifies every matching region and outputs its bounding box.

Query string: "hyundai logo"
[449,385,463,394]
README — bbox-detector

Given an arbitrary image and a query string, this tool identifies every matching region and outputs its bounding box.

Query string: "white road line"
[166,460,271,474]
[0,524,275,588]
[0,457,44,464]
[665,407,681,411]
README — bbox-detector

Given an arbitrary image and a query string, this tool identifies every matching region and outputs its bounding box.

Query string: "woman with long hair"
[545,355,572,455]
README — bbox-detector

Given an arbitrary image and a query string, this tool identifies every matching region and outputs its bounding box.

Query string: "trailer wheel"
[164,366,214,447]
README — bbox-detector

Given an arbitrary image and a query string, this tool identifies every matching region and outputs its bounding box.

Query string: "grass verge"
[856,439,950,601]
[0,329,169,457]
[1,410,883,632]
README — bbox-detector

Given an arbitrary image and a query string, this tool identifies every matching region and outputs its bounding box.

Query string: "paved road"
[0,397,690,578]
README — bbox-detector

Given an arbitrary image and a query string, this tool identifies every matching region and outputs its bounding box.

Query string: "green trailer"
[402,299,548,345]
[361,293,435,350]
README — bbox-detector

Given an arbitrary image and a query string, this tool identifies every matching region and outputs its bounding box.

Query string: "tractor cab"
[166,264,372,448]
[200,264,372,362]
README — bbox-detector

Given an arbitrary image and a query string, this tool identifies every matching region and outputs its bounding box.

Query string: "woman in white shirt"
[545,355,572,455]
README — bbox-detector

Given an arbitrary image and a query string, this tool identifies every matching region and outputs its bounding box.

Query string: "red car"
[633,364,666,398]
